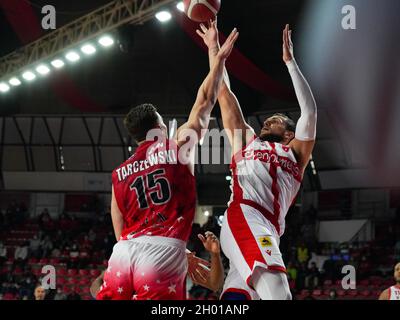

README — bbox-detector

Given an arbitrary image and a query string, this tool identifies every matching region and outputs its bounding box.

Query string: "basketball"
[183,0,221,23]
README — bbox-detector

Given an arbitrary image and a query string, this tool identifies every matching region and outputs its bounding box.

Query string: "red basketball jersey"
[112,139,196,243]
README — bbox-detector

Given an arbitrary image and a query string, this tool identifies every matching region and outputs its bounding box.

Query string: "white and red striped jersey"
[389,285,400,300]
[228,136,302,237]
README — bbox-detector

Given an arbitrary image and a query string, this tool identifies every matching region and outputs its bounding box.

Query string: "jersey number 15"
[130,169,171,209]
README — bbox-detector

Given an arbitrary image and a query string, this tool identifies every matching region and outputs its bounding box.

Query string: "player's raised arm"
[283,24,317,171]
[197,20,254,153]
[176,27,239,149]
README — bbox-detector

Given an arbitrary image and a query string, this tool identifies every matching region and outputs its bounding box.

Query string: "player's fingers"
[200,23,208,33]
[230,31,239,46]
[195,268,208,282]
[198,234,206,243]
[196,29,205,38]
[211,19,216,29]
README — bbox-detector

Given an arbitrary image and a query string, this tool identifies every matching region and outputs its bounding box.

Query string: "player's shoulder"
[378,288,390,300]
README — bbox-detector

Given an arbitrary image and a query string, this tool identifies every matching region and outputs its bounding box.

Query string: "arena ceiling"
[0,0,307,115]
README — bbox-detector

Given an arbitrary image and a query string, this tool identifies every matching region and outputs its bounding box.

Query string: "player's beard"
[260,133,284,143]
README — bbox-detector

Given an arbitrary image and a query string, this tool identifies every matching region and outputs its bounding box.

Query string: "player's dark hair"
[273,113,296,133]
[124,103,159,142]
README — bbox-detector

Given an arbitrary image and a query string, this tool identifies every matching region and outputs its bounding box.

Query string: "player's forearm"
[111,209,123,241]
[202,55,226,106]
[287,59,317,141]
[208,252,224,292]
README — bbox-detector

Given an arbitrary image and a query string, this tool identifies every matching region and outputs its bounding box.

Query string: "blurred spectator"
[305,262,320,289]
[50,247,61,259]
[67,289,81,300]
[0,242,7,266]
[40,236,53,258]
[53,288,67,300]
[14,242,29,267]
[297,242,309,264]
[29,235,41,259]
[302,290,316,300]
[69,244,80,269]
[88,229,97,243]
[395,239,400,261]
[328,289,337,300]
[33,285,46,300]
[287,261,298,283]
[296,262,307,290]
[0,210,4,231]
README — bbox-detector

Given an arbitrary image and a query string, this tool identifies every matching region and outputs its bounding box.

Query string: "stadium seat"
[312,290,322,297]
[323,280,332,286]
[68,269,78,276]
[359,279,369,286]
[360,290,371,297]
[73,286,82,294]
[79,269,89,276]
[39,258,49,265]
[90,269,101,277]
[79,278,90,286]
[49,258,60,264]
[68,277,80,285]
[56,268,67,276]
[28,258,38,264]
[63,286,72,294]
[337,290,346,297]
[348,290,358,297]
[3,293,16,300]
[383,279,394,286]
[82,286,91,294]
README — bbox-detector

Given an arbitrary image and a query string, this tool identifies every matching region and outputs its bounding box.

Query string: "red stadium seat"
[90,269,101,277]
[28,258,38,264]
[3,293,16,300]
[63,286,72,294]
[57,277,66,285]
[348,290,358,297]
[323,280,332,286]
[68,269,78,276]
[337,290,346,297]
[49,258,60,265]
[79,278,90,286]
[39,258,49,265]
[359,279,369,286]
[360,290,371,297]
[79,269,89,276]
[82,286,91,294]
[73,286,82,294]
[57,268,67,276]
[68,278,80,285]
[312,290,322,297]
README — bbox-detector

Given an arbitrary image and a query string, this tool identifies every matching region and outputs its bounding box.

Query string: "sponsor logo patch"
[259,236,272,247]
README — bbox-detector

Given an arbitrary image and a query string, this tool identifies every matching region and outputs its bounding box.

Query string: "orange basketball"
[183,0,221,23]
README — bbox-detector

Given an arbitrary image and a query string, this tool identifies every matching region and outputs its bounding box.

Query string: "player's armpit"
[289,138,315,172]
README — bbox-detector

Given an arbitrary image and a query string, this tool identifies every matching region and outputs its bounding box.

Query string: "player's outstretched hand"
[217,28,239,60]
[198,231,221,255]
[186,251,211,286]
[283,24,294,64]
[196,19,219,49]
